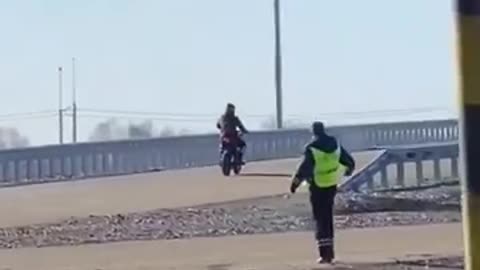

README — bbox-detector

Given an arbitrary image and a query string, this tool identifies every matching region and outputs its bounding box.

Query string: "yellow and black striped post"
[456,1,480,269]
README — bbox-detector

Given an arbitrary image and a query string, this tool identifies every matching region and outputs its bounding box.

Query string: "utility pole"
[58,67,64,144]
[456,1,480,269]
[274,0,283,129]
[72,57,78,143]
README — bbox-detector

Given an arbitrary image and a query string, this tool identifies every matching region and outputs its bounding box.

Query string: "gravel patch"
[339,256,464,270]
[0,185,462,250]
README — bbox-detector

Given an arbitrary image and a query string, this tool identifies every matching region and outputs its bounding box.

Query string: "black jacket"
[294,134,355,183]
[216,114,247,136]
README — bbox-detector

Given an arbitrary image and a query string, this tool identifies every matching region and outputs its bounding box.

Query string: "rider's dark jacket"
[216,113,247,137]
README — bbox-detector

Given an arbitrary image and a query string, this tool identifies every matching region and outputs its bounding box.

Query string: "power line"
[0,110,57,120]
[287,107,452,119]
[78,106,452,121]
[76,113,215,123]
[0,106,452,124]
[79,108,270,118]
[0,113,57,122]
[76,108,453,124]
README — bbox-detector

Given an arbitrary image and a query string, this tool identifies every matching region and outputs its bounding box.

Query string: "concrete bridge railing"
[0,119,458,186]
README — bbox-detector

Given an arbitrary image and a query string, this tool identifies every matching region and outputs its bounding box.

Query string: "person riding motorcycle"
[216,103,248,164]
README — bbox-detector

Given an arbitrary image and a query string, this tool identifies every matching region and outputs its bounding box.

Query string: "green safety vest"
[310,147,344,188]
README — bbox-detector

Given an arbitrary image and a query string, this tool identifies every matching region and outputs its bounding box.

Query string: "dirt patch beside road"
[0,185,461,249]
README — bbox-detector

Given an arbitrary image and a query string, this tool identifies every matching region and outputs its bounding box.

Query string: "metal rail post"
[455,1,480,269]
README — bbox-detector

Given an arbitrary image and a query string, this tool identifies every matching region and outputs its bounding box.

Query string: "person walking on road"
[289,121,355,264]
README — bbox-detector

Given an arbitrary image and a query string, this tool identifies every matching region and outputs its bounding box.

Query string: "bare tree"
[158,126,175,137]
[177,128,192,135]
[260,116,306,130]
[0,127,30,149]
[89,119,155,141]
[284,119,307,129]
[89,118,114,141]
[89,118,127,141]
[128,121,154,139]
[260,116,277,130]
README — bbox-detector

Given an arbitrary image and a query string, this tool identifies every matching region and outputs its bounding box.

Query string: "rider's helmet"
[226,103,235,115]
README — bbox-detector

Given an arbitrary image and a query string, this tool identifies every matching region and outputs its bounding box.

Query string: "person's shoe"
[316,257,334,264]
[238,153,246,165]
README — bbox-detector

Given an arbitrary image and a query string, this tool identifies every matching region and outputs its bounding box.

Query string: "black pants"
[309,185,337,260]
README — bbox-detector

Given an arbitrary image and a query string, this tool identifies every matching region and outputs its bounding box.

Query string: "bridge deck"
[0,151,379,227]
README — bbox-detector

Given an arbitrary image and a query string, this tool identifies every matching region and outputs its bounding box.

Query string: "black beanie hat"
[312,121,325,136]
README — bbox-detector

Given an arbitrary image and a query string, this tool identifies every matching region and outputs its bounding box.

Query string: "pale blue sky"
[0,0,457,145]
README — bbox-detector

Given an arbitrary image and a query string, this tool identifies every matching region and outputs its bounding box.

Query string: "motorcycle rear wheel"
[221,151,232,176]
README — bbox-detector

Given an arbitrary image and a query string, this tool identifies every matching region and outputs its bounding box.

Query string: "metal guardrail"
[0,119,458,186]
[341,142,459,192]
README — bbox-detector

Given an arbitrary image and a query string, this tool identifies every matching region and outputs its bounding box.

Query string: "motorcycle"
[219,133,244,176]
